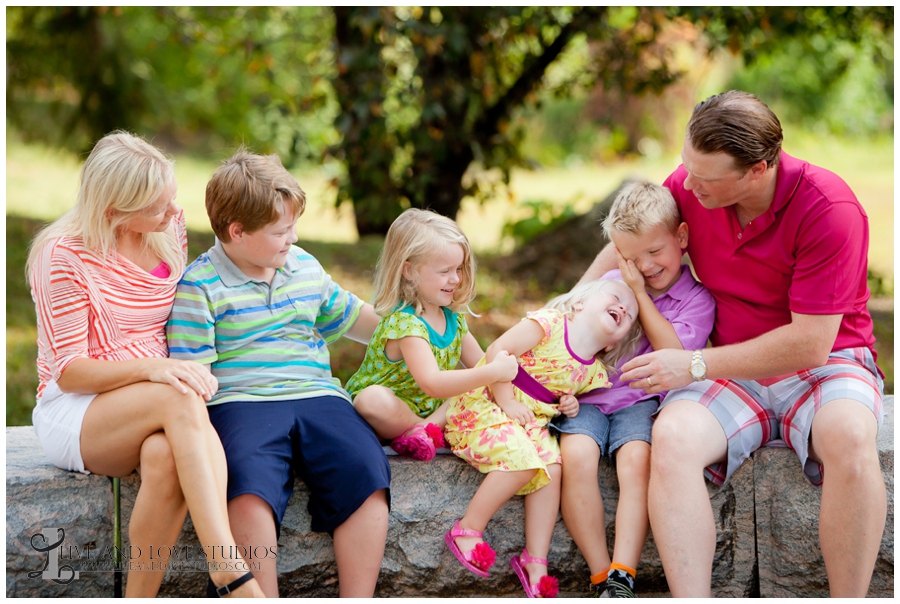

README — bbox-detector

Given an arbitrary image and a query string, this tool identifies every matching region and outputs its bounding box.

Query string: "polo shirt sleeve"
[668,283,716,350]
[314,268,362,344]
[790,200,869,315]
[166,260,218,365]
[32,241,92,380]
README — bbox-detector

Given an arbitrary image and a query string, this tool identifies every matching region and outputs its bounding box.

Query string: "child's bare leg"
[559,434,611,575]
[425,399,451,429]
[353,386,424,439]
[333,489,389,597]
[454,470,535,552]
[522,463,562,584]
[228,494,279,597]
[610,441,651,569]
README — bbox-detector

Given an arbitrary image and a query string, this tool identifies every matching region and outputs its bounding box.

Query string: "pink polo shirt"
[664,151,876,361]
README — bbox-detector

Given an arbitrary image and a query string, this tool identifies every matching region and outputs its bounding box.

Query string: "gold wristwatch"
[690,350,707,382]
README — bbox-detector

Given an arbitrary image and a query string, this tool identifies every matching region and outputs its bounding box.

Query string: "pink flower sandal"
[390,424,436,461]
[444,519,496,577]
[423,422,446,448]
[511,548,559,598]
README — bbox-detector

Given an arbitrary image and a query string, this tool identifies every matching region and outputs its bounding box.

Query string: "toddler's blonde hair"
[602,180,681,238]
[372,208,477,316]
[545,279,644,369]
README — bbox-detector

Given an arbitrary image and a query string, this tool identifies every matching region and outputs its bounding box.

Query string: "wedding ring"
[647,376,653,387]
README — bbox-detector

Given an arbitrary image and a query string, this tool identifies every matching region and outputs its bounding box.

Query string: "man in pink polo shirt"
[581,90,885,597]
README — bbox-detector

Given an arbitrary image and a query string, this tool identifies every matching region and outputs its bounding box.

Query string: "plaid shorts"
[658,347,884,487]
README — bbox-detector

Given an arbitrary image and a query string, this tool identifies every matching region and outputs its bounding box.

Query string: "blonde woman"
[346,208,519,461]
[26,131,263,598]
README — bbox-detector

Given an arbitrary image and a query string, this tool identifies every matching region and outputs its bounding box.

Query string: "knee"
[560,434,600,475]
[139,433,184,502]
[650,405,706,470]
[615,442,651,484]
[164,388,211,430]
[353,386,395,419]
[813,404,880,477]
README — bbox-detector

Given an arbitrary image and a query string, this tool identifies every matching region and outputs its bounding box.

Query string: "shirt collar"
[770,151,805,214]
[207,239,300,287]
[654,264,695,302]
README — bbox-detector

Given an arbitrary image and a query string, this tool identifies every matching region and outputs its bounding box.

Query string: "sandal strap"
[518,547,548,567]
[449,519,484,539]
[215,572,254,597]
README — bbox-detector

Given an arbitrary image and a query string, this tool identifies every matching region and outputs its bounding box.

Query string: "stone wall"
[6,398,893,598]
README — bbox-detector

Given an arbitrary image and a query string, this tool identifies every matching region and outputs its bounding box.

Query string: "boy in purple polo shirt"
[552,181,715,597]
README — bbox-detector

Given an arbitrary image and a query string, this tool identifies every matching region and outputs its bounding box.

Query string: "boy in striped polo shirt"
[166,151,389,597]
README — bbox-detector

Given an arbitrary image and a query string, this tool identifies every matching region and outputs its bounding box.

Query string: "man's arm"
[620,312,842,393]
[577,241,619,286]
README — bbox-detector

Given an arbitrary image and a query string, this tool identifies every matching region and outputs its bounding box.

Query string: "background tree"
[7,6,335,163]
[329,6,892,235]
[6,6,892,235]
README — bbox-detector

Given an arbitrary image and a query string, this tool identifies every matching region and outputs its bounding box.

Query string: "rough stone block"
[6,395,892,597]
[755,399,894,598]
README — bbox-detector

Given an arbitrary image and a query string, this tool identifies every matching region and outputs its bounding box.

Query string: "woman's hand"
[146,358,218,401]
[558,393,579,418]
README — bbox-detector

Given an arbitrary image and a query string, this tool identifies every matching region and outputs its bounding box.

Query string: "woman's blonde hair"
[545,279,644,369]
[371,208,477,316]
[26,130,182,278]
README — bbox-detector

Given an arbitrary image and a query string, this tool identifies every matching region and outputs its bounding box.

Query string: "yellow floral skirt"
[445,387,561,496]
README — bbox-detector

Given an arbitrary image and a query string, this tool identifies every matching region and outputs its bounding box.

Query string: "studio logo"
[28,528,79,584]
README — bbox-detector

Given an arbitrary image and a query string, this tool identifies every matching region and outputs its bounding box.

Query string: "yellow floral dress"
[445,308,611,495]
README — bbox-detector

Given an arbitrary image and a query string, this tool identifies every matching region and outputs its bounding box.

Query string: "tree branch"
[476,6,607,135]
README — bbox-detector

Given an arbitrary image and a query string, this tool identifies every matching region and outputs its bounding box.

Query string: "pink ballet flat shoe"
[390,425,436,461]
[511,548,559,598]
[444,519,496,577]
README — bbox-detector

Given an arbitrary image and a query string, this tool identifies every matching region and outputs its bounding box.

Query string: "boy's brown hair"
[206,150,306,242]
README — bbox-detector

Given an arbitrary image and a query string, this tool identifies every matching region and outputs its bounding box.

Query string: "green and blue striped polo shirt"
[166,240,362,406]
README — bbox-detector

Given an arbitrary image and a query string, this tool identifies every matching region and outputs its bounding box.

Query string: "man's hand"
[558,393,579,418]
[614,247,646,295]
[620,349,694,394]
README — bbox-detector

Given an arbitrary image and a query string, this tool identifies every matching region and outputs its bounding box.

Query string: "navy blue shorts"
[550,399,659,458]
[207,396,391,534]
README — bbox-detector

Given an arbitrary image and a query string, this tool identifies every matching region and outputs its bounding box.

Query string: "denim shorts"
[659,347,883,487]
[550,398,659,458]
[208,396,391,534]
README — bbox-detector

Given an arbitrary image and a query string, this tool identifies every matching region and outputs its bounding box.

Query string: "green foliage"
[501,199,578,247]
[7,7,337,164]
[724,17,893,135]
[676,7,893,136]
[6,6,894,237]
[330,6,690,234]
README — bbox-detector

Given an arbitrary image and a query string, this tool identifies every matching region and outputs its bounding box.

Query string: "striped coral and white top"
[30,211,188,401]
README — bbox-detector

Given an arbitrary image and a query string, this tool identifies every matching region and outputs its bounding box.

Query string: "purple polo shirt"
[579,266,716,414]
[664,151,876,361]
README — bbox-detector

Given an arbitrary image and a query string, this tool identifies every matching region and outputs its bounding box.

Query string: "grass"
[6,132,894,425]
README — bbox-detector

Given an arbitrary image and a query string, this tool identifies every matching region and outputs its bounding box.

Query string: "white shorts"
[32,381,97,474]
